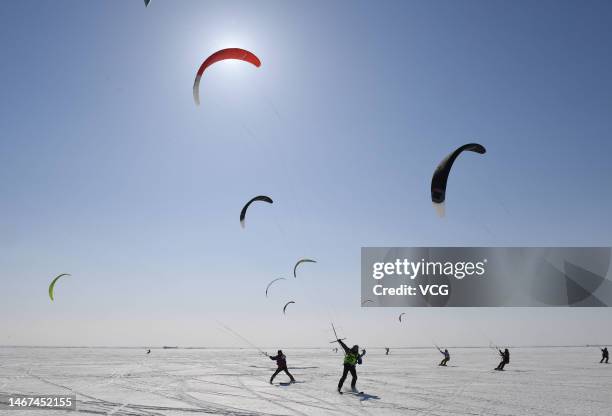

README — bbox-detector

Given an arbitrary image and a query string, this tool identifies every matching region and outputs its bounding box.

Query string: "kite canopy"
[398,312,406,322]
[193,48,261,106]
[240,195,273,228]
[265,278,286,298]
[293,258,317,278]
[431,143,486,208]
[48,273,71,301]
[144,0,150,6]
[361,299,374,305]
[282,301,295,315]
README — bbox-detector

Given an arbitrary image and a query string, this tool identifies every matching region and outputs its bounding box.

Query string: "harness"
[344,352,358,366]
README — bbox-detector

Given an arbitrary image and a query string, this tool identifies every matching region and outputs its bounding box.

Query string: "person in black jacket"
[601,347,609,364]
[495,348,510,370]
[268,350,295,384]
[337,339,366,393]
[438,348,450,366]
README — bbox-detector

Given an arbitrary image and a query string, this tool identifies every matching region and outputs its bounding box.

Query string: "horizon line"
[0,344,608,350]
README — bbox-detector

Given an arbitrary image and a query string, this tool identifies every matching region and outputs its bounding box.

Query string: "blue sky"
[0,0,611,348]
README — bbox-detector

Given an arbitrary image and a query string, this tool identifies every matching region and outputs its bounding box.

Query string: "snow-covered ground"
[1,346,610,415]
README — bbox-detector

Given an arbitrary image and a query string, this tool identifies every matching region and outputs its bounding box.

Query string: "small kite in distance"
[240,195,273,228]
[398,312,406,322]
[48,273,71,301]
[293,258,317,278]
[265,278,286,298]
[283,301,295,315]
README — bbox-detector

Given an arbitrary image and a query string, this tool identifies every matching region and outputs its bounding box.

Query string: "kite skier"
[495,348,510,371]
[269,350,295,384]
[337,339,366,394]
[438,348,450,366]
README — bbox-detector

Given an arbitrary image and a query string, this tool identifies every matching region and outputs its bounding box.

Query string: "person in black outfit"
[337,339,366,393]
[495,348,510,370]
[601,347,609,364]
[269,350,295,384]
[438,348,450,366]
[385,347,390,355]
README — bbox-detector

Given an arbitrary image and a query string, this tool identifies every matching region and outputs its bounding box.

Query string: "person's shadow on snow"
[355,393,380,401]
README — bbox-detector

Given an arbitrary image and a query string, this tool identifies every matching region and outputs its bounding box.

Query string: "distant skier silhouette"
[495,348,510,370]
[269,350,295,384]
[385,347,390,355]
[601,347,609,364]
[438,348,450,366]
[337,339,366,393]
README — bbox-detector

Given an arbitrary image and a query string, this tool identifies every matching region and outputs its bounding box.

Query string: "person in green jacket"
[337,339,366,393]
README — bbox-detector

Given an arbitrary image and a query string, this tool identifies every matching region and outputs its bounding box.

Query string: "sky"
[0,0,611,348]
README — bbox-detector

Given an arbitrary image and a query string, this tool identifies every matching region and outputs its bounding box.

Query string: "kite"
[431,143,486,216]
[48,273,71,301]
[193,48,261,106]
[282,301,295,315]
[293,258,316,278]
[240,195,273,228]
[265,278,286,298]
